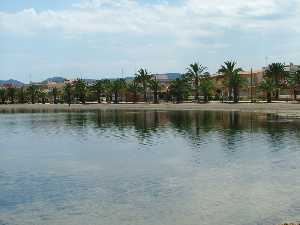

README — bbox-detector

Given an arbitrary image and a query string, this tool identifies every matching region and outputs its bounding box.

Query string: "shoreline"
[1,102,300,117]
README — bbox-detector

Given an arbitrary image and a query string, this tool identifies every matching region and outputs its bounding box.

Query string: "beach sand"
[1,102,300,117]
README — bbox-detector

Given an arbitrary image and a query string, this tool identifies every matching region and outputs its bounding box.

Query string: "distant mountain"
[0,79,24,87]
[42,77,66,83]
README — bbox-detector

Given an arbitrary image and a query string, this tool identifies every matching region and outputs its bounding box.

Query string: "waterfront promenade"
[1,102,300,117]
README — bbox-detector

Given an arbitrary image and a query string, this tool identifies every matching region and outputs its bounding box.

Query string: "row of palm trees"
[0,61,299,105]
[260,63,300,103]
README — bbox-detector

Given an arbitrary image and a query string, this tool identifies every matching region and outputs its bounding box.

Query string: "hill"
[42,77,66,83]
[0,79,24,87]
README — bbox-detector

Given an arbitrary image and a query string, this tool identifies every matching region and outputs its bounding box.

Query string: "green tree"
[218,61,244,103]
[135,68,152,102]
[74,79,87,104]
[92,80,104,103]
[7,87,16,104]
[51,87,59,104]
[64,83,73,106]
[265,63,286,100]
[259,77,277,103]
[111,79,126,104]
[27,85,38,104]
[37,90,47,104]
[199,75,214,103]
[102,79,113,103]
[17,87,26,104]
[0,88,6,104]
[186,63,207,103]
[169,78,190,103]
[127,78,142,103]
[148,77,161,104]
[287,70,300,101]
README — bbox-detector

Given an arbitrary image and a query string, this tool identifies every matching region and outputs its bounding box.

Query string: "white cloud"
[1,0,300,80]
[1,0,299,40]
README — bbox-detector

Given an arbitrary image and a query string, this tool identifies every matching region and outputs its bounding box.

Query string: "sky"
[0,0,300,82]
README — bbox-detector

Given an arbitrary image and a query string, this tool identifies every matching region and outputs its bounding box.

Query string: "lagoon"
[0,110,299,225]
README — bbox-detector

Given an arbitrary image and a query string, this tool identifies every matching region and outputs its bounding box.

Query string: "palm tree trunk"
[68,94,71,106]
[233,87,239,103]
[195,77,199,103]
[154,90,158,104]
[143,89,147,102]
[275,89,279,100]
[267,92,272,103]
[228,87,233,101]
[204,94,208,103]
[54,94,57,104]
[108,94,112,103]
[106,94,111,103]
[97,92,101,103]
[114,92,118,104]
[133,91,137,104]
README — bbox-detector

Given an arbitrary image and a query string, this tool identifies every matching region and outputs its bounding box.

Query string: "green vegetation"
[148,77,161,104]
[111,79,126,104]
[127,78,142,103]
[27,85,38,104]
[218,61,244,103]
[74,79,87,104]
[92,80,104,103]
[51,87,59,104]
[185,63,207,103]
[169,77,190,103]
[264,62,286,100]
[0,62,299,105]
[199,75,214,103]
[287,70,300,100]
[135,68,152,102]
[259,77,277,103]
[64,83,73,106]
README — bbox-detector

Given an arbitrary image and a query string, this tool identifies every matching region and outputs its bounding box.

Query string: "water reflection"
[1,109,300,151]
[0,110,300,225]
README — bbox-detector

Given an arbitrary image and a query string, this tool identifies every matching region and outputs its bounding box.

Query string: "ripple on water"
[0,110,300,225]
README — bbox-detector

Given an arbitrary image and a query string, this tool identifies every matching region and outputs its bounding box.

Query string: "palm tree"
[27,85,38,104]
[102,79,113,103]
[0,88,6,104]
[52,87,59,104]
[92,80,104,103]
[218,61,244,103]
[64,83,73,106]
[186,63,207,103]
[265,63,286,100]
[169,78,190,103]
[17,87,25,104]
[7,87,16,104]
[127,78,142,103]
[135,68,152,102]
[148,77,161,104]
[259,77,277,103]
[111,79,126,104]
[199,75,214,103]
[37,90,47,104]
[287,70,300,101]
[74,79,87,104]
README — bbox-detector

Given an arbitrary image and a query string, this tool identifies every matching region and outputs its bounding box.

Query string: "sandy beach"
[1,102,300,117]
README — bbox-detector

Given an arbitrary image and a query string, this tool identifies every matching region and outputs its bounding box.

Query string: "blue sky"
[0,0,300,82]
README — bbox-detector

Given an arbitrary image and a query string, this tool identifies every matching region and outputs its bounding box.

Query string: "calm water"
[0,110,299,225]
